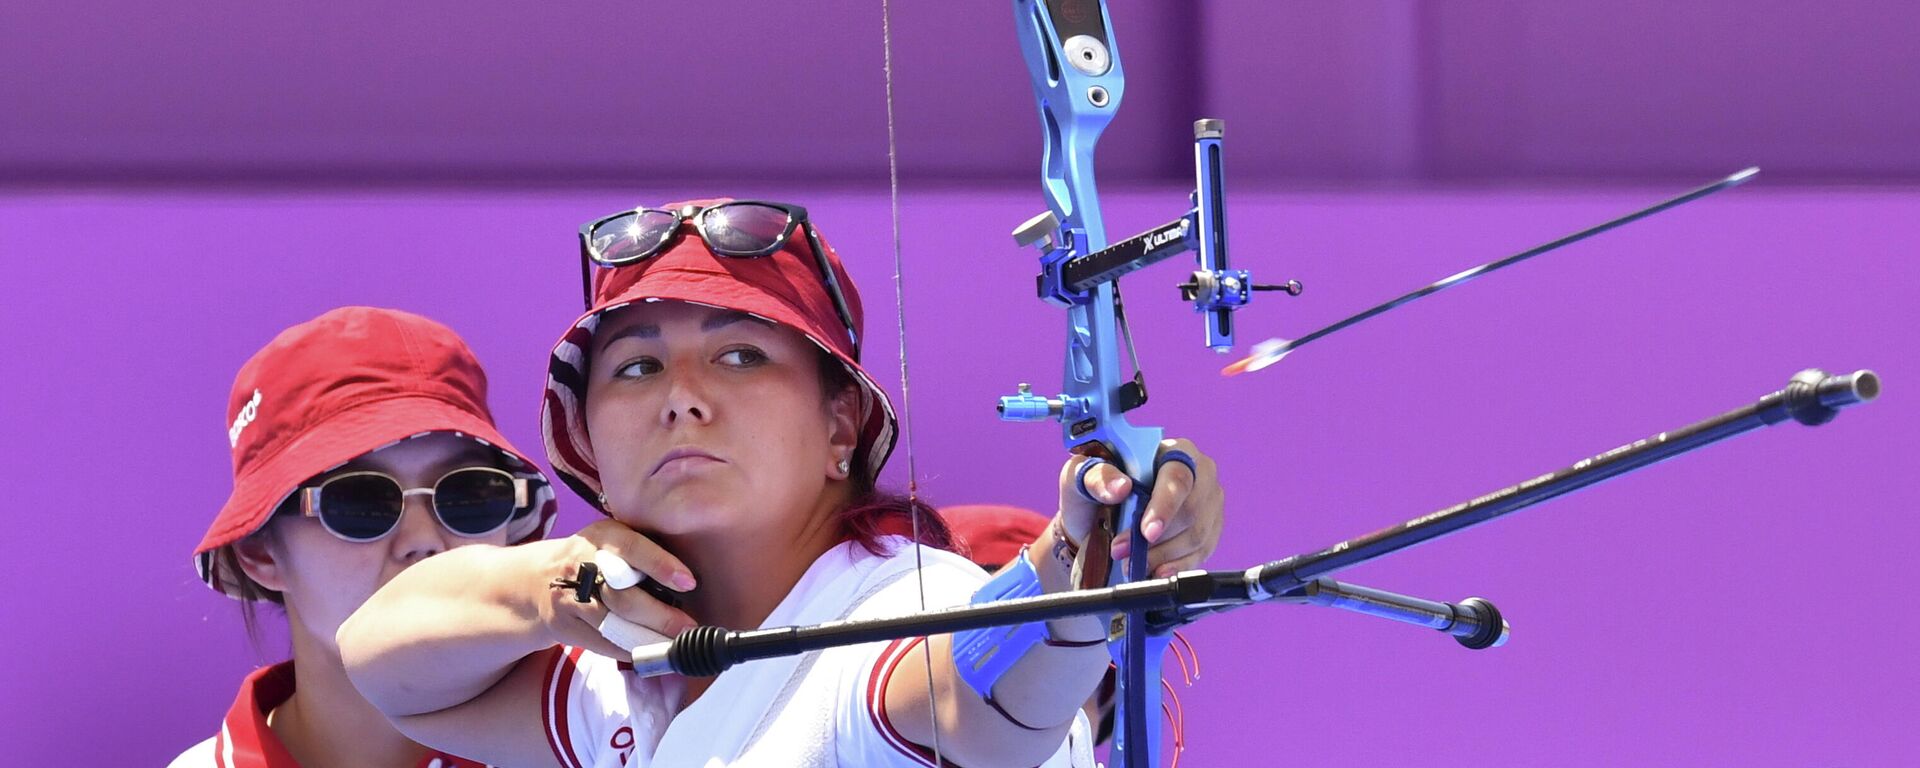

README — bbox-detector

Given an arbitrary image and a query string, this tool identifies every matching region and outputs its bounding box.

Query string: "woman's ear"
[826,385,861,478]
[231,530,288,593]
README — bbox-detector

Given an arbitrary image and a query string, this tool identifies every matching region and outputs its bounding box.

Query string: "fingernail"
[1111,542,1129,559]
[1143,519,1164,542]
[672,573,697,591]
[1108,477,1128,496]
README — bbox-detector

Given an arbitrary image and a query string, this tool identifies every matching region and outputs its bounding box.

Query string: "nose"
[389,491,448,565]
[659,368,714,427]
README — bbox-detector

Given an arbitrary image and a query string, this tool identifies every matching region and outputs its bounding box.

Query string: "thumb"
[1060,456,1132,536]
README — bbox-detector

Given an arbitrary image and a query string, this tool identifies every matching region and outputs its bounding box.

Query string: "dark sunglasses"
[577,200,861,359]
[292,467,538,543]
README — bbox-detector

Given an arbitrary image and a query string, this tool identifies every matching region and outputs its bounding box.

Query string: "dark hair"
[817,349,957,556]
[836,490,958,557]
[214,499,289,652]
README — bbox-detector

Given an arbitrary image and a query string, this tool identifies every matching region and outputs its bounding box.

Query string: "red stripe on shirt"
[867,636,969,768]
[542,646,588,768]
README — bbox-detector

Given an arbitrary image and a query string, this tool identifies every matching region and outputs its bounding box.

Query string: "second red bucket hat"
[194,306,557,597]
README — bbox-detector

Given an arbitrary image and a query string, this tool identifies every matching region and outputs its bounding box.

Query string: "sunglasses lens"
[590,210,678,265]
[434,469,520,536]
[316,475,404,541]
[701,204,792,255]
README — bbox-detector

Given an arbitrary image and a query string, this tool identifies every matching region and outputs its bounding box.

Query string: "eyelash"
[611,347,767,379]
[719,347,767,366]
[612,358,662,379]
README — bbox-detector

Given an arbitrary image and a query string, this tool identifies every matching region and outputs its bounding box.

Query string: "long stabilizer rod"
[622,368,1876,677]
[1251,367,1875,595]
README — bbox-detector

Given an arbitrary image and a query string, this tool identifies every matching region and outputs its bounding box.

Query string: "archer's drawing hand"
[536,519,699,657]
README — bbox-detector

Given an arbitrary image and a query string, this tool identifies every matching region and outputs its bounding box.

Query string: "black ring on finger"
[1074,457,1112,505]
[1155,450,1198,481]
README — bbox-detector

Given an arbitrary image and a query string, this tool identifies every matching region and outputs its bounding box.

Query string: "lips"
[651,446,724,477]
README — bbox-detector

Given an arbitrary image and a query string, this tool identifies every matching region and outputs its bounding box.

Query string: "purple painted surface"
[1,183,1912,764]
[1420,1,1920,181]
[1201,2,1427,181]
[4,2,1919,183]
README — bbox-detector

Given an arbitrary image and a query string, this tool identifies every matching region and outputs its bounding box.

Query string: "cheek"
[733,377,831,442]
[451,529,514,549]
[740,392,840,487]
[584,388,653,482]
[274,521,388,577]
[271,526,389,637]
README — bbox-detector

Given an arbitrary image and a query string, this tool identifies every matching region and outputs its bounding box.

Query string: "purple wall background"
[4,1,1920,185]
[2,1,1917,765]
[3,186,1913,765]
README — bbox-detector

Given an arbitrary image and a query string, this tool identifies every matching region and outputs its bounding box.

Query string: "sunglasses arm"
[803,224,861,357]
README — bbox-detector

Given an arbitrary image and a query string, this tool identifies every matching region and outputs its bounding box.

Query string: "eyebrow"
[321,443,502,485]
[428,446,506,475]
[704,310,768,331]
[596,310,767,349]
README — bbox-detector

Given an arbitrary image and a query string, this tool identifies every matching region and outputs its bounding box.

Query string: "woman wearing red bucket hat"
[173,307,558,768]
[342,200,1226,767]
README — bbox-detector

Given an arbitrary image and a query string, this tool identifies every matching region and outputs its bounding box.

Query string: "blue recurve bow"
[999,2,1266,765]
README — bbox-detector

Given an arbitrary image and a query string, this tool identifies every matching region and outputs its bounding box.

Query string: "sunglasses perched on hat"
[578,200,862,359]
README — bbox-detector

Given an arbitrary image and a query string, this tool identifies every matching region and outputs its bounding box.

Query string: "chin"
[616,489,750,537]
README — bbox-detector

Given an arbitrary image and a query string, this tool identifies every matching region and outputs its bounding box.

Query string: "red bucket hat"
[195,306,557,598]
[941,504,1052,567]
[544,198,897,510]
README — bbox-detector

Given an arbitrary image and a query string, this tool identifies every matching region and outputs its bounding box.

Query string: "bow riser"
[1015,2,1173,765]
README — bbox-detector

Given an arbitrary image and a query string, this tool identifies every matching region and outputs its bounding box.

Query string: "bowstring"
[879,0,945,763]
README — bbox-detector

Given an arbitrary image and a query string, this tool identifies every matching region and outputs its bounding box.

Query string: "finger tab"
[593,550,645,590]
[597,612,670,652]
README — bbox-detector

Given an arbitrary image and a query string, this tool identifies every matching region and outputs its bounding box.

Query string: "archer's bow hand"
[1061,437,1225,578]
